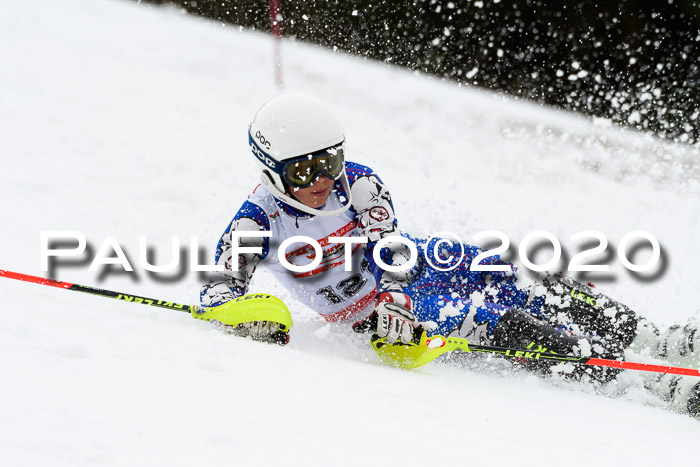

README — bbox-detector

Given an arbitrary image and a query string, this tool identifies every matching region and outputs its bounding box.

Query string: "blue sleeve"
[215,201,271,263]
[200,200,271,308]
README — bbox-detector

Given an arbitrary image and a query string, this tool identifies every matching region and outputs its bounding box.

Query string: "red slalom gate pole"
[270,0,283,88]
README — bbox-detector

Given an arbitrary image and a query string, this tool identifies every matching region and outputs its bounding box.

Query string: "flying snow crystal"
[351,10,358,16]
[628,111,642,124]
[577,339,593,357]
[438,302,464,322]
[314,324,331,340]
[469,291,486,308]
[466,67,478,78]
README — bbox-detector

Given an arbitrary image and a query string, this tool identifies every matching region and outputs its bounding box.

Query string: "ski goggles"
[280,145,345,189]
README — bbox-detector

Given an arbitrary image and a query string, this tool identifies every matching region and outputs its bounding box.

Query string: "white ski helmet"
[248,94,352,216]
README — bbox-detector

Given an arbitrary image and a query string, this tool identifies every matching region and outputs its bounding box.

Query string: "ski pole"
[372,332,700,377]
[7,268,696,378]
[0,269,197,314]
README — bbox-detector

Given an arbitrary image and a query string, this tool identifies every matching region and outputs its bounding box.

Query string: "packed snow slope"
[2,0,700,465]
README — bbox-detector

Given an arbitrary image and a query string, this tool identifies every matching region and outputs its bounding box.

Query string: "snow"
[1,0,700,465]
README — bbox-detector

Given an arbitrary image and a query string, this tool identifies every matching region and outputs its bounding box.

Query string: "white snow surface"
[2,0,700,465]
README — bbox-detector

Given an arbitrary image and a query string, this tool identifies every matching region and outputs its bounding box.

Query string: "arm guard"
[349,165,415,294]
[200,202,270,308]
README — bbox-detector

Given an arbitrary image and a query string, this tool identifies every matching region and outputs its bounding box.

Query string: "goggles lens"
[283,146,344,188]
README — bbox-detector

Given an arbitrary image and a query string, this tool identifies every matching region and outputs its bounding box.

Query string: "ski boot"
[643,373,700,418]
[628,315,700,369]
[525,273,639,348]
[492,308,623,384]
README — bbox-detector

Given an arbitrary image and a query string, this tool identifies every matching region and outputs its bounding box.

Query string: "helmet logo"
[255,130,271,150]
[251,142,277,169]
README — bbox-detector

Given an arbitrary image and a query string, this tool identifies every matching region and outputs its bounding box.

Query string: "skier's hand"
[374,291,419,345]
[214,319,290,345]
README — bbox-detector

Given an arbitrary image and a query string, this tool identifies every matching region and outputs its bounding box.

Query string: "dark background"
[138,0,700,145]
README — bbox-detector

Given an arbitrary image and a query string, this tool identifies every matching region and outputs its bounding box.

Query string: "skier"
[199,94,700,416]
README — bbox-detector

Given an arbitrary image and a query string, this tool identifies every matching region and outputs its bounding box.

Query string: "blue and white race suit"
[201,161,546,342]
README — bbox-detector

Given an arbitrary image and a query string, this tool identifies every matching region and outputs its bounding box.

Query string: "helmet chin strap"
[261,172,353,217]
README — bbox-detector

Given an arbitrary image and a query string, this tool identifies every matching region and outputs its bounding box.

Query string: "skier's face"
[289,175,334,208]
